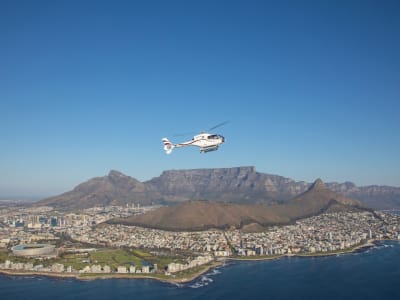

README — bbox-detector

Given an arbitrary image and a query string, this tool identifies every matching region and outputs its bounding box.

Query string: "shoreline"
[0,239,392,284]
[226,239,377,262]
[0,260,224,284]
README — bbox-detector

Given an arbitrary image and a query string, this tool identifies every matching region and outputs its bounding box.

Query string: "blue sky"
[1,0,399,198]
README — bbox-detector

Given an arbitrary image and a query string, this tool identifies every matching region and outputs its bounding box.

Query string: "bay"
[1,241,399,300]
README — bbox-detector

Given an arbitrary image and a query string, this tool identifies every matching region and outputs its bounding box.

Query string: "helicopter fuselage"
[174,132,225,153]
[162,121,228,154]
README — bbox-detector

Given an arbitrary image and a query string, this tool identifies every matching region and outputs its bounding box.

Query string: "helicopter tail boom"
[162,138,175,154]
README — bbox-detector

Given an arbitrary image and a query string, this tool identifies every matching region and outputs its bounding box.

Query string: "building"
[91,265,102,273]
[142,265,150,274]
[167,262,184,273]
[51,263,64,273]
[103,265,111,273]
[81,266,91,273]
[11,244,56,257]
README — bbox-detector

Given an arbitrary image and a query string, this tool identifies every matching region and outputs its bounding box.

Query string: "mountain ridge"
[36,166,400,210]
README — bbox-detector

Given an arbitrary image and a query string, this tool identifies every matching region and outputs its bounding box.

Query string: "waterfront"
[1,206,399,283]
[1,240,399,300]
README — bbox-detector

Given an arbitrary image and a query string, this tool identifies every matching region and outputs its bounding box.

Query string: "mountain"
[37,170,161,210]
[109,200,291,231]
[272,178,364,220]
[36,167,400,210]
[108,179,364,231]
[145,166,309,204]
[145,167,400,209]
[326,182,400,210]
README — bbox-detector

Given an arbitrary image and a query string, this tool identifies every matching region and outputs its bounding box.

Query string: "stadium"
[11,244,57,257]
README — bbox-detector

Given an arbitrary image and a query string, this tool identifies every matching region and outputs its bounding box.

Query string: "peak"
[309,178,326,190]
[344,181,356,188]
[108,170,126,177]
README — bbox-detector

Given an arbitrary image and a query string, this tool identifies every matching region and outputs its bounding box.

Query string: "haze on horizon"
[1,0,399,198]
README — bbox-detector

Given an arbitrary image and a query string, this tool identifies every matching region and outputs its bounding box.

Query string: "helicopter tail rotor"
[162,138,175,154]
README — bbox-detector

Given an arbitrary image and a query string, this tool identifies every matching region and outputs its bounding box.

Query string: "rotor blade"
[208,120,229,131]
[173,131,197,137]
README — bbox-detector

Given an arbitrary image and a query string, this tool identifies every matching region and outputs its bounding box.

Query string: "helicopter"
[162,121,228,154]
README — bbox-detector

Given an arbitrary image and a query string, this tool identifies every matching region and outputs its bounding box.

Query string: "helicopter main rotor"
[174,121,229,137]
[207,120,229,132]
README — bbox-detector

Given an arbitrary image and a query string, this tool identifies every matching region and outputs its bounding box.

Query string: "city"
[1,203,400,280]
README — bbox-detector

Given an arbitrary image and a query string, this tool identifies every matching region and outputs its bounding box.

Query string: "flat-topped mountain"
[36,167,400,210]
[145,166,309,204]
[109,179,365,231]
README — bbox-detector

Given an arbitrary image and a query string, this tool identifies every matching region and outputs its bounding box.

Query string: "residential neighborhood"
[1,203,400,277]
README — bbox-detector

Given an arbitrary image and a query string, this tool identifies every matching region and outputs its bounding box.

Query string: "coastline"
[0,269,78,279]
[226,239,377,262]
[0,239,387,284]
[0,260,225,284]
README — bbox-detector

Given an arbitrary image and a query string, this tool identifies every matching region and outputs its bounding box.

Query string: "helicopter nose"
[221,136,225,143]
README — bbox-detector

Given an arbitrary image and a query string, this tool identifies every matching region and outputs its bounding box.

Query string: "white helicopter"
[162,121,228,154]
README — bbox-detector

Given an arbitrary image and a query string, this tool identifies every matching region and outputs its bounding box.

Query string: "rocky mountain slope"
[109,179,365,231]
[272,178,364,220]
[145,166,309,204]
[36,167,400,210]
[37,170,161,210]
[109,200,290,231]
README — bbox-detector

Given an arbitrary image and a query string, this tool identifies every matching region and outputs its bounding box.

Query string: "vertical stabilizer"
[162,138,174,154]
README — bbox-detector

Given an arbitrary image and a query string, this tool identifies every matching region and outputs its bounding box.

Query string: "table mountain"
[145,166,309,204]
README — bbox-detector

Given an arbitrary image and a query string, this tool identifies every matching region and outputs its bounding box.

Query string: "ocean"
[1,240,399,300]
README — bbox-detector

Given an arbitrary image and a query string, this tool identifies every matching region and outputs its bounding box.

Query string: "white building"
[91,265,102,273]
[167,255,213,273]
[167,262,184,273]
[215,250,230,257]
[80,266,91,273]
[103,265,111,273]
[51,263,64,273]
[4,260,11,268]
[142,265,150,274]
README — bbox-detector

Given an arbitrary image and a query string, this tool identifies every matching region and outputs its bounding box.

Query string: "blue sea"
[1,241,399,300]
